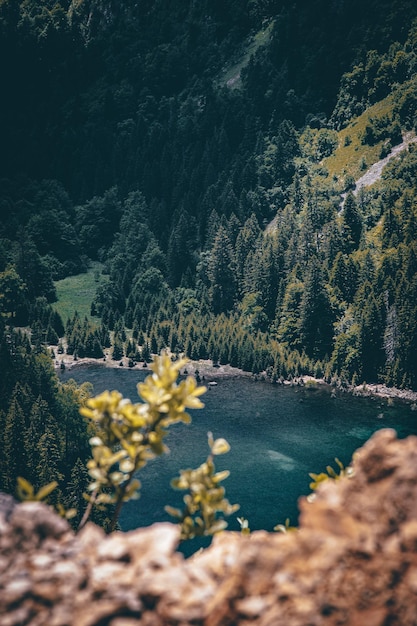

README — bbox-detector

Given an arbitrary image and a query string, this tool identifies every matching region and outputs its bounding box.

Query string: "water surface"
[60,365,417,538]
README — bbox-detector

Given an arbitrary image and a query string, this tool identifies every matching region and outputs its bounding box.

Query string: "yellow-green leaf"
[35,481,58,501]
[210,437,230,456]
[165,505,183,519]
[16,476,34,499]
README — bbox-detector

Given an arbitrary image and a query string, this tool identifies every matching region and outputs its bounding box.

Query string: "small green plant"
[165,432,239,540]
[308,457,353,491]
[16,477,77,520]
[274,517,296,533]
[237,516,251,535]
[16,476,58,502]
[79,353,207,531]
[359,156,367,170]
[14,355,240,541]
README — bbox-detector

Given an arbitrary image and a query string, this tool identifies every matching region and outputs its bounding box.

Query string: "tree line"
[1,0,417,511]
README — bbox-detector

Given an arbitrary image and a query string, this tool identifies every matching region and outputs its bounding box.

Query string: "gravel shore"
[53,350,417,406]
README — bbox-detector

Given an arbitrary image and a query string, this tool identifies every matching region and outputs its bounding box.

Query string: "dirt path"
[353,132,417,195]
[268,132,417,228]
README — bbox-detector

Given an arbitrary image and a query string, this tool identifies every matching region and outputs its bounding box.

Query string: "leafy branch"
[166,432,239,540]
[16,476,77,520]
[79,353,206,531]
[308,457,354,491]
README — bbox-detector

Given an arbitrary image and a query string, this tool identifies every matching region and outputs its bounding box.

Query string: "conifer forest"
[1,0,417,518]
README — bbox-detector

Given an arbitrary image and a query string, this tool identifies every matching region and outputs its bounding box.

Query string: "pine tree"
[276,278,304,349]
[2,389,28,492]
[84,330,103,358]
[167,211,198,287]
[0,265,28,323]
[359,291,384,382]
[273,119,300,187]
[342,192,363,252]
[299,257,334,360]
[112,336,124,361]
[330,252,358,303]
[382,206,401,249]
[64,457,89,528]
[208,225,236,314]
[57,380,91,475]
[36,428,64,503]
[142,341,151,363]
[235,214,261,287]
[25,397,52,485]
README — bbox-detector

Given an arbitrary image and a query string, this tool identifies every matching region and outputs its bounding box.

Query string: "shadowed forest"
[1,0,417,519]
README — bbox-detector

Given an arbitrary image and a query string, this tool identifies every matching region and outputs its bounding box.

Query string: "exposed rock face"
[1,428,417,625]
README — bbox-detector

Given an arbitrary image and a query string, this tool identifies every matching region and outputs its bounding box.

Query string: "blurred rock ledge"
[1,428,417,626]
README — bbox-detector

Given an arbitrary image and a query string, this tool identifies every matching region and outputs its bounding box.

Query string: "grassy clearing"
[324,94,396,183]
[53,261,106,324]
[216,20,274,89]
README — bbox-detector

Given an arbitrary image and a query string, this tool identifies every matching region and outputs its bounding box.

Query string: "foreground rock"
[1,428,417,625]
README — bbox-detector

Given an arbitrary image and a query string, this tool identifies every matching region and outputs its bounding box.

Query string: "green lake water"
[60,365,417,547]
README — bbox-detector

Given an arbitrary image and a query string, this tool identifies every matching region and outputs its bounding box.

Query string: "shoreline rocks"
[52,347,417,406]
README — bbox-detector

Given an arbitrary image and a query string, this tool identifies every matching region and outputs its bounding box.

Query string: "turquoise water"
[60,365,417,540]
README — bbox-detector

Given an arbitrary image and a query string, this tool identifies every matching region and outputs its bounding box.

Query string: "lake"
[60,365,417,544]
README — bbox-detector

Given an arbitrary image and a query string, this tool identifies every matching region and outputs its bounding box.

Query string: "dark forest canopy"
[1,0,417,418]
[1,0,416,198]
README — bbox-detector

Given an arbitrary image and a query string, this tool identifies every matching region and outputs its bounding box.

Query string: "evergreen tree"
[25,397,52,485]
[276,278,304,349]
[142,341,151,363]
[46,325,59,345]
[208,226,236,314]
[299,257,334,360]
[359,291,384,382]
[330,252,358,303]
[112,336,124,361]
[36,428,64,499]
[57,379,91,475]
[64,457,89,528]
[2,387,28,492]
[235,214,261,287]
[341,193,363,253]
[273,119,300,186]
[16,234,56,302]
[0,265,28,323]
[167,211,198,287]
[83,331,103,358]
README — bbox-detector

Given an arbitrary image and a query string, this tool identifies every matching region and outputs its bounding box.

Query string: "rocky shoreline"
[352,382,417,405]
[53,349,417,407]
[54,352,253,381]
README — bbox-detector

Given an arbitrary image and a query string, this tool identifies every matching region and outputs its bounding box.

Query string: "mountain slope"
[1,1,417,388]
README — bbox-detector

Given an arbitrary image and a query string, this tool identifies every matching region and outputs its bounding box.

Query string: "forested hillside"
[2,1,417,500]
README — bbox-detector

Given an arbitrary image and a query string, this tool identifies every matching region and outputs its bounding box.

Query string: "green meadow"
[53,262,105,324]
